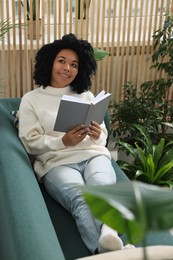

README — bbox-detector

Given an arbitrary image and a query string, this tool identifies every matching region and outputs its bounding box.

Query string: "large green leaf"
[152,160,173,183]
[93,48,110,61]
[81,181,173,244]
[153,138,165,165]
[117,140,138,159]
[146,154,155,181]
[133,124,153,155]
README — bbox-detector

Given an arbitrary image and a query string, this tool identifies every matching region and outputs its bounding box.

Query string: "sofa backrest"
[0,97,111,145]
[0,98,65,260]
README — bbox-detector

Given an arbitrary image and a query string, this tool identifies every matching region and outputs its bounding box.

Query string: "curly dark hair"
[33,33,97,94]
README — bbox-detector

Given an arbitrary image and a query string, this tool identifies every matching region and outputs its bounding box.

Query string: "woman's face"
[50,49,79,88]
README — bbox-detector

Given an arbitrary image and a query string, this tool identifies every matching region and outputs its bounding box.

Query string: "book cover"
[54,91,111,132]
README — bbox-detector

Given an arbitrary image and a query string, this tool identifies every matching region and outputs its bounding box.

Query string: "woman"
[19,33,128,254]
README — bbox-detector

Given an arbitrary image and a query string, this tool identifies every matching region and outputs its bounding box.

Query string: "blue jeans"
[43,155,116,253]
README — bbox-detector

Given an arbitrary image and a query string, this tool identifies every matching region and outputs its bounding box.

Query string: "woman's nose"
[64,64,70,71]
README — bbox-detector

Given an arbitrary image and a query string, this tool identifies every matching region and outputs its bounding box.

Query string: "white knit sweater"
[19,86,111,180]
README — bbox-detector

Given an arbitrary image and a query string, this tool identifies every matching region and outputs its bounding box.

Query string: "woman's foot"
[98,224,123,253]
[123,244,135,249]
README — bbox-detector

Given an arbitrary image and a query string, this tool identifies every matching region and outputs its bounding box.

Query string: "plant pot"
[27,19,42,40]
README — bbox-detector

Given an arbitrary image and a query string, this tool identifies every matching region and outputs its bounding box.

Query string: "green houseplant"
[21,0,40,21]
[93,47,110,61]
[0,19,17,41]
[74,0,91,38]
[80,181,173,260]
[77,0,91,19]
[116,124,173,188]
[110,10,173,146]
[21,0,41,39]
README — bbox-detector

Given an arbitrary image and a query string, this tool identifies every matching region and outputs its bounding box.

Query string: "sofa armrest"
[0,104,65,260]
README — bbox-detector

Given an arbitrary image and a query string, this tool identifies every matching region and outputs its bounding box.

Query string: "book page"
[84,93,111,126]
[62,95,89,104]
[93,92,111,104]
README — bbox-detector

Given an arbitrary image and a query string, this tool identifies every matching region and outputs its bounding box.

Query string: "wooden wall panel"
[0,0,172,100]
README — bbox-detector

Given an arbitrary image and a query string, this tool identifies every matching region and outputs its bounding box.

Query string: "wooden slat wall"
[0,0,172,100]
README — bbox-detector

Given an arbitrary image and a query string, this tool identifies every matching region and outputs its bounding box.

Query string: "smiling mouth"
[60,73,70,78]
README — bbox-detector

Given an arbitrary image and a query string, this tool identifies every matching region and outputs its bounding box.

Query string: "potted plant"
[109,80,173,146]
[0,19,17,41]
[116,124,173,188]
[109,10,173,148]
[74,0,91,37]
[77,0,91,19]
[21,0,41,39]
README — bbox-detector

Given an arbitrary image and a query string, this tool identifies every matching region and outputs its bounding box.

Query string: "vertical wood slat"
[129,0,138,86]
[114,0,123,101]
[47,0,50,43]
[12,0,17,96]
[144,0,154,80]
[54,0,57,39]
[119,0,128,91]
[69,0,73,33]
[97,0,106,94]
[152,0,160,80]
[135,0,144,88]
[104,0,112,93]
[6,0,11,97]
[58,0,62,38]
[139,0,148,85]
[109,0,117,98]
[22,0,27,94]
[0,0,172,100]
[1,0,6,97]
[18,0,23,96]
[90,0,95,45]
[124,0,132,85]
[42,0,45,45]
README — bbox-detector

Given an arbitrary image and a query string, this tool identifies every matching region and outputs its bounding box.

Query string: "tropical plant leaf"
[152,161,173,183]
[153,138,165,166]
[159,180,173,189]
[133,124,153,155]
[93,48,110,61]
[135,143,148,171]
[80,181,173,244]
[117,140,137,159]
[146,154,155,181]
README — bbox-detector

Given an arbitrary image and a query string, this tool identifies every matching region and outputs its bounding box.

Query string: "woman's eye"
[58,59,65,64]
[72,63,78,68]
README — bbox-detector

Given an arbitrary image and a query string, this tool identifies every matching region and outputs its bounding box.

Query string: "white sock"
[98,224,123,253]
[123,244,135,249]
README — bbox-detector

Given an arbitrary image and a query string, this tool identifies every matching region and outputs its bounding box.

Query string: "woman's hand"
[62,125,89,146]
[88,121,101,141]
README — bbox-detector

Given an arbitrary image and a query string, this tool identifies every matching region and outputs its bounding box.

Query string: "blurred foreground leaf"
[81,181,173,244]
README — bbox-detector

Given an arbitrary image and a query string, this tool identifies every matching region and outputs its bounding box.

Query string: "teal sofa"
[0,98,173,260]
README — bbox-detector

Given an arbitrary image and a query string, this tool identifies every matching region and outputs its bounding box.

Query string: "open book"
[54,90,112,132]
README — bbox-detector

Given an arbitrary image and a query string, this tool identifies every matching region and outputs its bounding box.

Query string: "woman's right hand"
[62,125,89,146]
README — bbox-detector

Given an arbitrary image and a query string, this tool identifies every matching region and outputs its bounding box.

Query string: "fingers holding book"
[62,124,90,146]
[88,121,101,141]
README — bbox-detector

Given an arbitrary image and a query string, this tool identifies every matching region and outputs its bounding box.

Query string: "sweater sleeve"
[19,96,65,156]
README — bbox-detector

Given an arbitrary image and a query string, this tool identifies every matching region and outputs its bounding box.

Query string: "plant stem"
[142,237,148,260]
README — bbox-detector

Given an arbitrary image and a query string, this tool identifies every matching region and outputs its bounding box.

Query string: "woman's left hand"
[88,121,101,140]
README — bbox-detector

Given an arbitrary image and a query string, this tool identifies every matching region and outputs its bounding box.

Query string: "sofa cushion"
[0,102,65,260]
